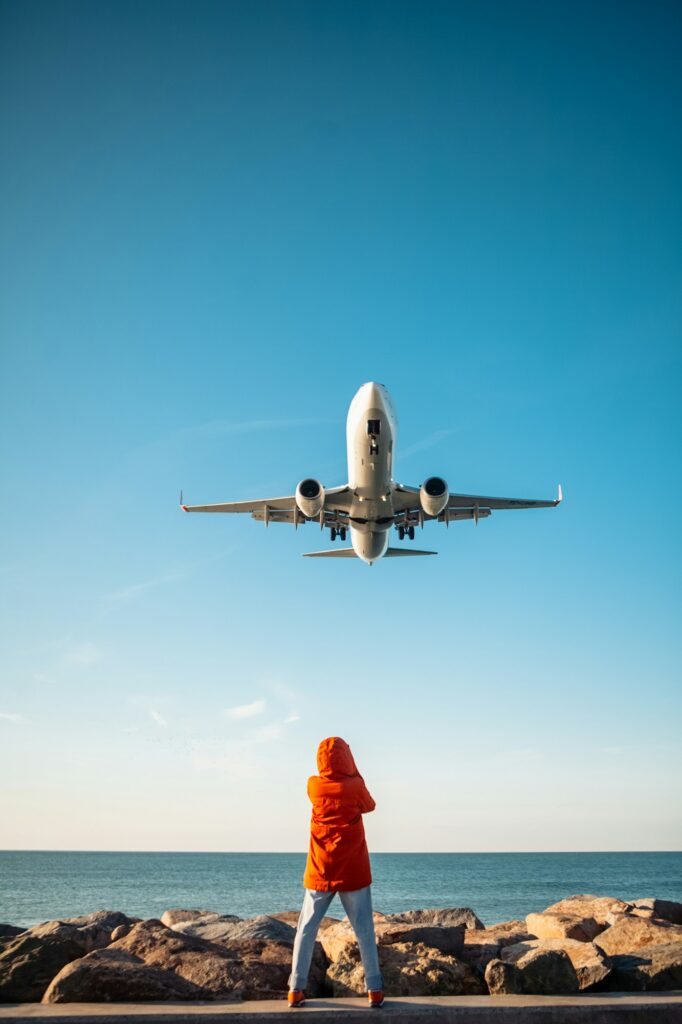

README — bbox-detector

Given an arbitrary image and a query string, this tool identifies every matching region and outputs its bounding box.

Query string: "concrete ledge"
[0,996,681,1024]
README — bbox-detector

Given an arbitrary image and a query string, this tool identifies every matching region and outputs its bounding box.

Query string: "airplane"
[181,381,562,565]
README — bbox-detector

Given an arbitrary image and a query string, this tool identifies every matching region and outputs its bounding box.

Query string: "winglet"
[180,490,188,512]
[556,483,563,505]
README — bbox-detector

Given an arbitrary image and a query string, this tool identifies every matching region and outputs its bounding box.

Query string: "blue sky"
[1,0,680,851]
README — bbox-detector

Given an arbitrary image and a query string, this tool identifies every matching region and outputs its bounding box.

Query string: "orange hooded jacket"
[303,736,376,892]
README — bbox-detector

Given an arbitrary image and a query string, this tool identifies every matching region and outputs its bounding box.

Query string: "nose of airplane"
[360,381,385,408]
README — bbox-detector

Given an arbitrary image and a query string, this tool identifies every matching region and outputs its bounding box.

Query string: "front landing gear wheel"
[408,526,415,540]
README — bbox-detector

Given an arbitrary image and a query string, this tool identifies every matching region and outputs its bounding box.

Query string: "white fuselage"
[345,382,398,563]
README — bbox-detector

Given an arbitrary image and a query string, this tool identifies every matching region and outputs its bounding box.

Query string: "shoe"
[288,990,306,1008]
[368,990,385,1008]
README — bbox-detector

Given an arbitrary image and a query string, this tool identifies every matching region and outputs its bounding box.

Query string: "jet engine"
[420,476,449,517]
[295,478,325,519]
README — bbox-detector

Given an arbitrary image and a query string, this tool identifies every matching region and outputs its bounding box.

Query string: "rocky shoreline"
[1,895,681,1003]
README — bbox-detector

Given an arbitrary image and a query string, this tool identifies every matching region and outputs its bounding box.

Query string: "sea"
[1,851,680,930]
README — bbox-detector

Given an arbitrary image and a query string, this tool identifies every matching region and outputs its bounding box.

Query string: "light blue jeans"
[289,886,383,992]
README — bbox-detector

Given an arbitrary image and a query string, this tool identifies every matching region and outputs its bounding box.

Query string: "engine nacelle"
[296,478,325,519]
[420,476,449,517]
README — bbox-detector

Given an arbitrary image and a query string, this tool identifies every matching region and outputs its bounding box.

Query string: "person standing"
[288,736,384,1008]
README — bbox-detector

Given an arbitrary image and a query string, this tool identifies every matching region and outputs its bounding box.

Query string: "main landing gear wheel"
[398,526,405,540]
[330,528,337,541]
[408,525,415,540]
[340,527,347,541]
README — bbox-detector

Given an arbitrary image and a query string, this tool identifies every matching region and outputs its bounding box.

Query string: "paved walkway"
[0,995,681,1024]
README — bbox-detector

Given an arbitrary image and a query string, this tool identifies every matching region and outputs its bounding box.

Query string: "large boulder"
[328,941,485,996]
[595,916,682,956]
[160,909,239,928]
[542,895,630,927]
[386,908,484,931]
[460,920,534,973]
[0,911,135,1002]
[526,911,601,942]
[631,900,682,927]
[501,937,610,990]
[488,946,578,995]
[0,927,24,940]
[209,916,296,946]
[321,915,464,962]
[45,919,326,1002]
[485,958,523,995]
[603,943,682,992]
[270,911,338,931]
[167,914,294,947]
[43,948,204,1003]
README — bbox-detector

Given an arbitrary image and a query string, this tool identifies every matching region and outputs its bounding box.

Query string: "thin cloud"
[33,672,56,684]
[107,571,181,604]
[226,698,266,720]
[0,712,26,724]
[67,642,102,666]
[284,712,300,724]
[399,427,461,461]
[254,723,284,742]
[149,708,168,728]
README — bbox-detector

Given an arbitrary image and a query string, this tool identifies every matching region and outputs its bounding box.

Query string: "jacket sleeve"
[357,777,376,814]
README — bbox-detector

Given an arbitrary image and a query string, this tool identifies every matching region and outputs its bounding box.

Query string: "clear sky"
[1,0,680,852]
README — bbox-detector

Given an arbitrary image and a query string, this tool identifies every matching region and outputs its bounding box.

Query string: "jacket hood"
[317,736,359,778]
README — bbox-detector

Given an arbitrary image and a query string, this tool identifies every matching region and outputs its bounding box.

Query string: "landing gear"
[330,527,347,542]
[340,527,347,542]
[398,526,405,540]
[408,525,415,540]
[331,528,337,541]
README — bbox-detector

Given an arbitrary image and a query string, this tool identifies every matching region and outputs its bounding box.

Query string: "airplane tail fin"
[303,548,437,558]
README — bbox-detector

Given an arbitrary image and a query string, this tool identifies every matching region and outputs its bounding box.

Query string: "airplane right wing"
[393,483,562,518]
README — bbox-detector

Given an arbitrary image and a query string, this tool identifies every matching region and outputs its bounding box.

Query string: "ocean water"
[1,851,680,930]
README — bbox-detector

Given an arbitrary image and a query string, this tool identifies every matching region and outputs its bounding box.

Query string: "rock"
[526,911,601,942]
[514,946,579,995]
[631,899,682,926]
[160,909,240,929]
[486,947,579,996]
[173,915,296,947]
[485,958,523,995]
[321,916,464,962]
[0,911,136,1002]
[385,908,484,931]
[43,948,204,1003]
[603,943,682,991]
[45,919,326,1002]
[460,921,534,973]
[270,911,337,931]
[606,908,657,926]
[109,925,129,942]
[328,941,485,996]
[595,916,682,956]
[0,927,24,939]
[542,895,630,927]
[501,938,610,990]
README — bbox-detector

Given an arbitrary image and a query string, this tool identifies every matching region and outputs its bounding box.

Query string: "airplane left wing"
[180,486,353,520]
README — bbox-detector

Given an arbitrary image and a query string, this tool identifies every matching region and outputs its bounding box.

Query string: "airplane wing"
[304,547,436,558]
[180,486,353,520]
[393,484,562,517]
